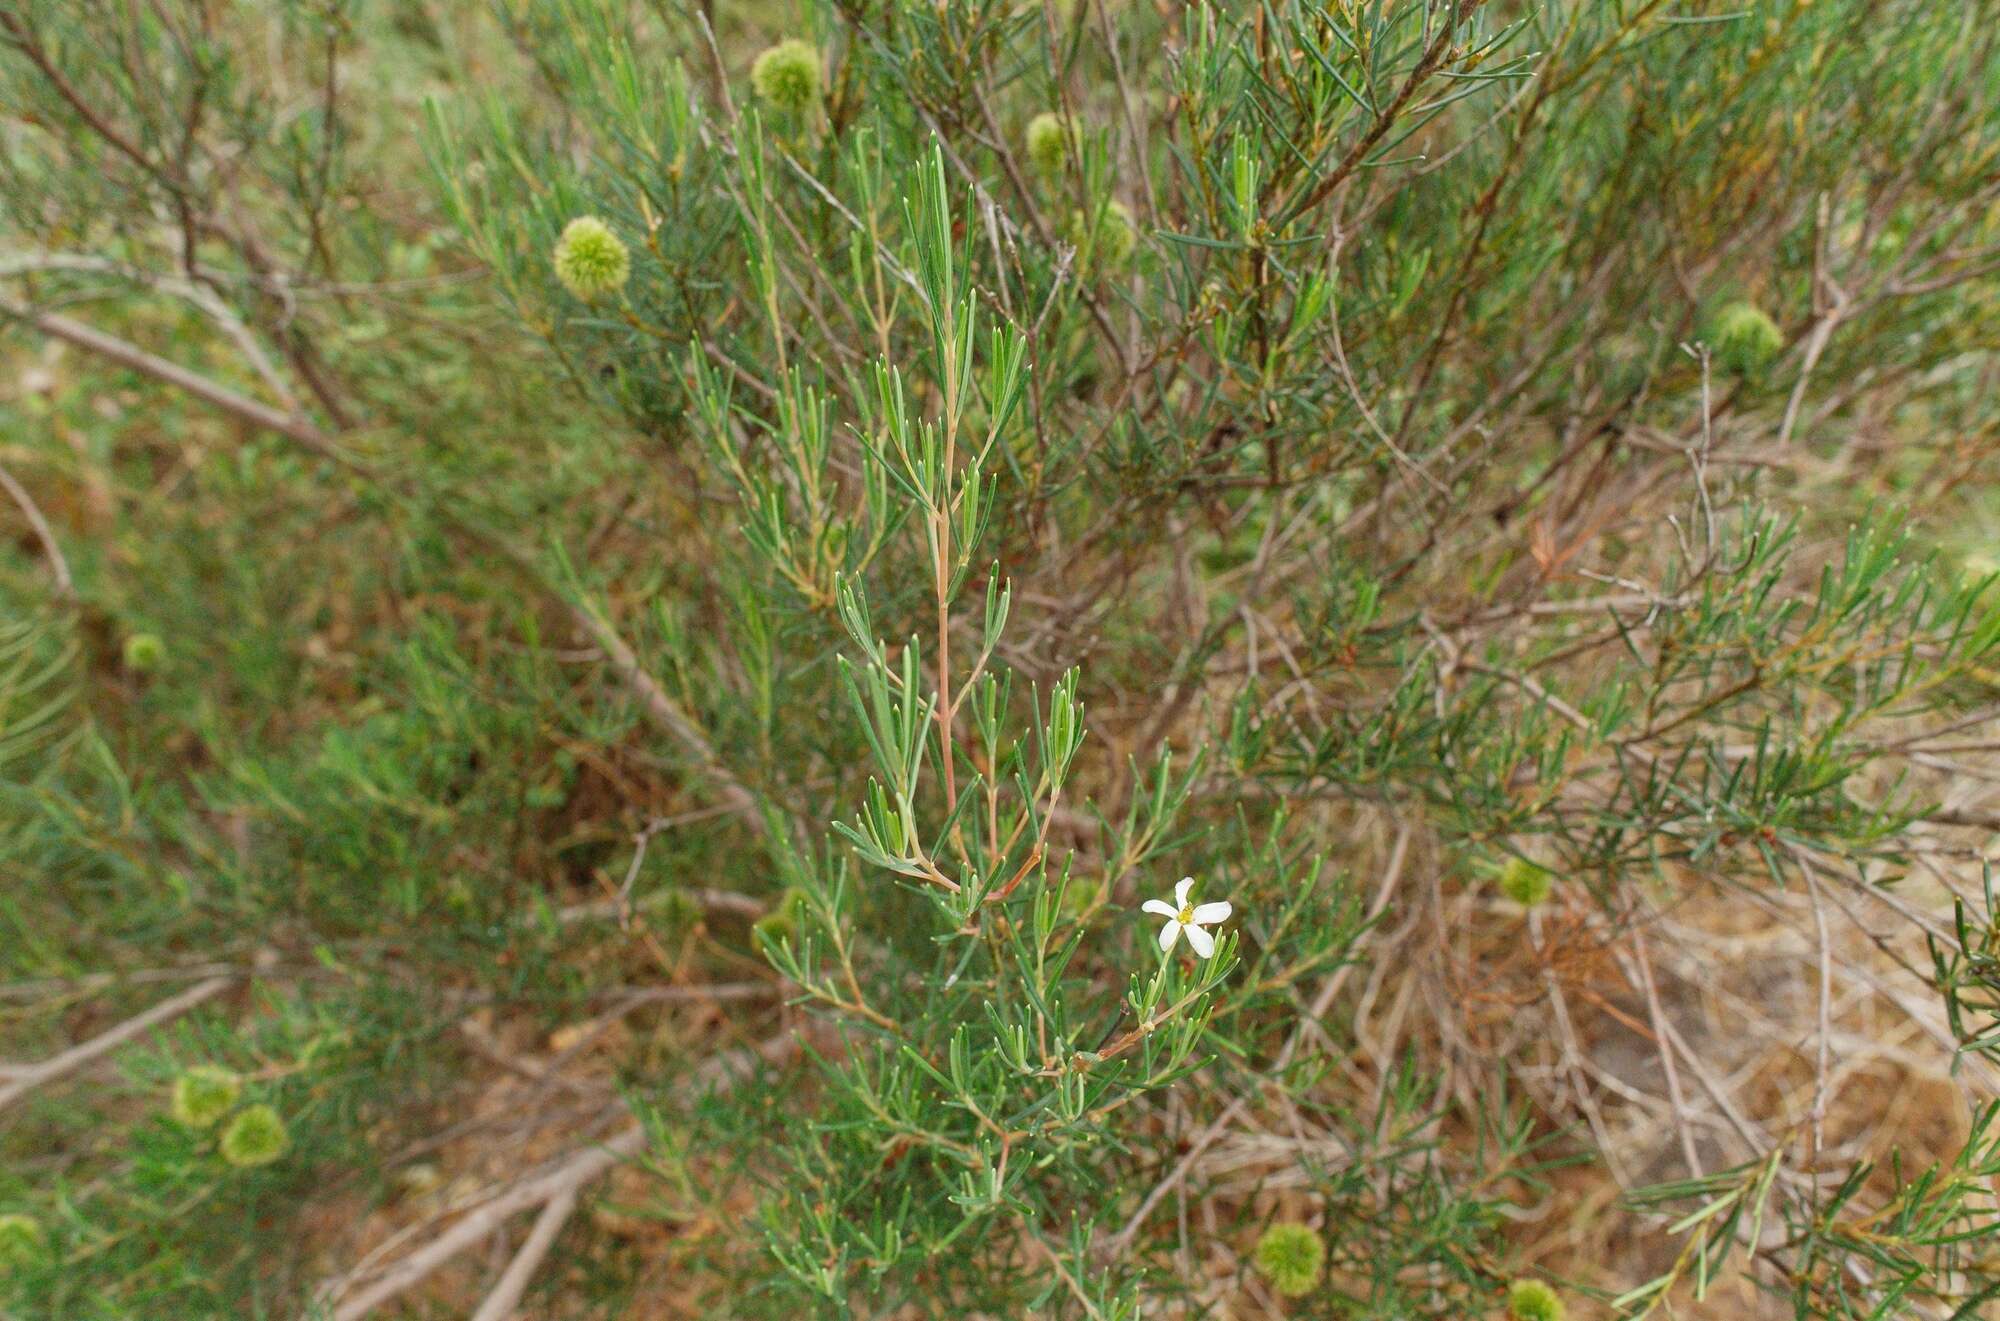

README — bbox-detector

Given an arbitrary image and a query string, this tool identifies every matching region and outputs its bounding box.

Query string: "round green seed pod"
[219,1103,289,1168]
[1498,857,1554,907]
[552,217,631,302]
[1711,300,1783,374]
[122,632,165,671]
[752,886,812,953]
[1068,199,1137,269]
[1252,1222,1325,1298]
[1507,1278,1566,1321]
[0,1213,46,1269]
[750,39,822,113]
[170,1065,243,1129]
[1024,112,1073,176]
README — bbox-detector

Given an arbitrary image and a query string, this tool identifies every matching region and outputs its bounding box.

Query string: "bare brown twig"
[318,1031,797,1320]
[0,457,71,598]
[0,976,233,1114]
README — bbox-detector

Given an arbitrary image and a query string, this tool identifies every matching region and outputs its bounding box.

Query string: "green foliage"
[0,608,79,775]
[4,0,2000,1316]
[1617,1110,2000,1319]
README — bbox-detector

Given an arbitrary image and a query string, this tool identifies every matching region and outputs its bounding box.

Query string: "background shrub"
[4,1,2000,1316]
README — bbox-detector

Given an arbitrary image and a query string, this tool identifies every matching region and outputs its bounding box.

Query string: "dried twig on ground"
[316,1030,797,1321]
[467,1186,578,1321]
[0,293,764,829]
[0,976,232,1114]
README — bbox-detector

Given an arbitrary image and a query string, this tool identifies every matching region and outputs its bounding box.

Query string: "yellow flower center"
[1178,905,1195,924]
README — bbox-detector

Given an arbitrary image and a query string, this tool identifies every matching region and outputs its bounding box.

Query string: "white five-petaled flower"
[1144,877,1232,960]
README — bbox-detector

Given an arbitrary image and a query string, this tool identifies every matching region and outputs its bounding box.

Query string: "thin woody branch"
[0,976,233,1114]
[0,293,764,829]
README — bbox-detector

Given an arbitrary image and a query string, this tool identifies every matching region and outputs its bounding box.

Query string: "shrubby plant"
[4,0,2000,1317]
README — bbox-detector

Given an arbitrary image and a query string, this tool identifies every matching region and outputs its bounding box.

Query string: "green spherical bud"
[752,886,812,953]
[1507,1278,1566,1321]
[1068,199,1138,269]
[1711,300,1783,374]
[219,1103,289,1168]
[1498,857,1553,907]
[0,1213,46,1269]
[552,216,631,302]
[170,1065,242,1129]
[750,39,822,112]
[1024,112,1073,176]
[1252,1222,1325,1298]
[122,632,165,671]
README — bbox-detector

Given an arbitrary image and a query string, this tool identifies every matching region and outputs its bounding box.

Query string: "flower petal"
[1184,923,1216,959]
[1142,899,1178,918]
[1158,919,1182,952]
[1190,901,1232,925]
[1174,876,1195,907]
